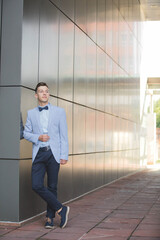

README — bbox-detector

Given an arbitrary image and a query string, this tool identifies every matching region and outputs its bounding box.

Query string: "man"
[23,82,70,229]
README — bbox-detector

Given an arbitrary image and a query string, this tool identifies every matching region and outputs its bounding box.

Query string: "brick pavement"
[1,167,160,240]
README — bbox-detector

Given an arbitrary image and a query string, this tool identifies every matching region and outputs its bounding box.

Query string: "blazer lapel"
[35,107,43,133]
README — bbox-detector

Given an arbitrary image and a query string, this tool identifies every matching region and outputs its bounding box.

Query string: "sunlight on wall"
[143,21,160,77]
[140,21,160,166]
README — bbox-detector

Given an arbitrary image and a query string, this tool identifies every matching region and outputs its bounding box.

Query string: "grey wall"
[0,0,143,222]
[0,0,23,222]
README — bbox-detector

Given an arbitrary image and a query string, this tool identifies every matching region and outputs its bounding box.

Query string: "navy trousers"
[32,148,62,219]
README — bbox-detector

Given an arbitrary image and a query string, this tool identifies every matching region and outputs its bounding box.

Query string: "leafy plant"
[154,99,160,128]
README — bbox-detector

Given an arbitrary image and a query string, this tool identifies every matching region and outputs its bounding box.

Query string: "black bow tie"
[38,106,48,112]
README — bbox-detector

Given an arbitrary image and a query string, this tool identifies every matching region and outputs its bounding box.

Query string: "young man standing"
[24,82,70,229]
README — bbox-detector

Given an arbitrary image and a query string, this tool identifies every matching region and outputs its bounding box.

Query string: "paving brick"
[81,235,127,240]
[3,229,44,239]
[82,228,133,237]
[0,237,36,240]
[130,237,160,240]
[40,232,83,240]
[133,229,160,237]
[0,228,13,236]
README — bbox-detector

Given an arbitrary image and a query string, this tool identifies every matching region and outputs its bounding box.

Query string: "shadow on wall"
[20,113,24,140]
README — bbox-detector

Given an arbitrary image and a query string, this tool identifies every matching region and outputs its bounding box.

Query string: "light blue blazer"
[23,103,69,163]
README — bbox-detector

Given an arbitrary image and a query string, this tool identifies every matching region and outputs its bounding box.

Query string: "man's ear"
[35,93,38,99]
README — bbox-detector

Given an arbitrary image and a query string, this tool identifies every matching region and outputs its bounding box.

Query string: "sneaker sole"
[61,206,70,229]
[45,225,55,229]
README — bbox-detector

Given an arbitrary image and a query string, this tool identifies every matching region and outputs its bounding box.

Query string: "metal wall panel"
[0,0,2,51]
[86,109,96,153]
[113,0,119,9]
[86,0,96,42]
[73,105,86,154]
[119,0,128,21]
[86,38,96,108]
[21,0,39,88]
[96,111,105,152]
[106,0,112,57]
[118,68,125,119]
[0,87,20,159]
[58,156,73,202]
[58,13,74,101]
[0,0,23,86]
[0,160,19,221]
[105,55,113,114]
[95,153,104,188]
[75,0,86,33]
[85,154,96,192]
[0,0,23,223]
[111,151,118,181]
[72,155,85,198]
[53,0,75,21]
[104,152,112,184]
[74,27,86,105]
[105,114,113,152]
[58,100,73,155]
[96,48,105,111]
[97,0,106,51]
[39,0,59,96]
[112,61,119,116]
[118,13,125,68]
[112,2,119,64]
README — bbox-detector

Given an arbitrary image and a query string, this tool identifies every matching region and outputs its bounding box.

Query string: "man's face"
[35,86,49,105]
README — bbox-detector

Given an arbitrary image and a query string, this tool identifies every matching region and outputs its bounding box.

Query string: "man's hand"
[60,159,67,165]
[38,134,50,142]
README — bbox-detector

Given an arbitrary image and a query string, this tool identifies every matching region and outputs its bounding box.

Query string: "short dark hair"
[35,82,49,93]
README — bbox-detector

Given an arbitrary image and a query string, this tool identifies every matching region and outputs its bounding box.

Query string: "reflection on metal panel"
[96,111,105,152]
[86,109,96,153]
[85,154,96,192]
[96,48,105,111]
[58,156,73,202]
[104,152,112,184]
[39,0,59,96]
[59,13,74,101]
[95,153,104,188]
[75,0,86,32]
[73,104,85,154]
[86,0,96,42]
[21,0,39,88]
[106,0,112,57]
[58,100,73,155]
[86,38,96,108]
[53,0,74,21]
[74,27,86,105]
[97,0,106,50]
[72,155,85,198]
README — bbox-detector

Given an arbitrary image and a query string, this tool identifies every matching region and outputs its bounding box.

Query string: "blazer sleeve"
[23,111,40,145]
[59,109,69,160]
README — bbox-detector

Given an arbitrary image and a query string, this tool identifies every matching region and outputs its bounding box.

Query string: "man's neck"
[38,102,49,107]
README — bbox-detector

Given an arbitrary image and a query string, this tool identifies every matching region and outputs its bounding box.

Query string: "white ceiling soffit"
[147,77,160,89]
[140,0,160,20]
